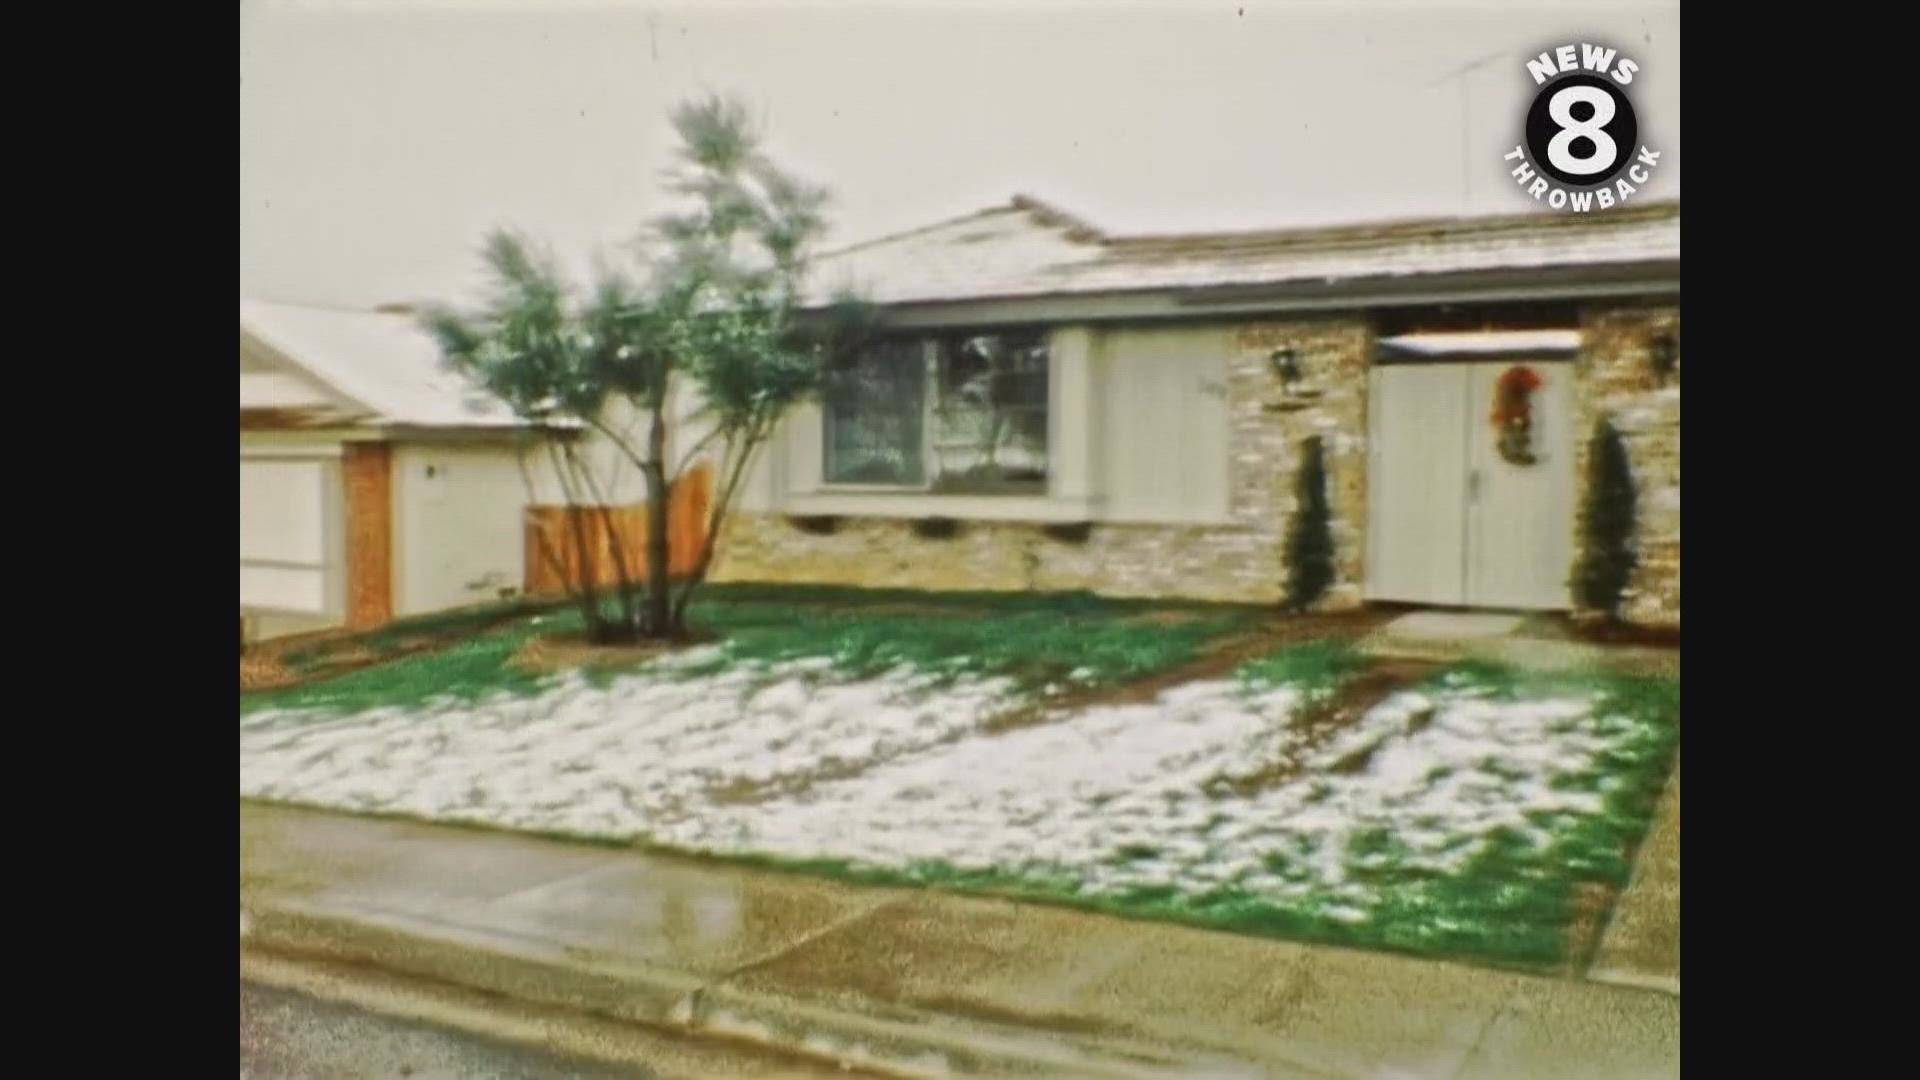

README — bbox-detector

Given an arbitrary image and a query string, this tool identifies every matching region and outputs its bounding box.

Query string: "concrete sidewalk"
[1590,755,1681,995]
[241,800,1679,1079]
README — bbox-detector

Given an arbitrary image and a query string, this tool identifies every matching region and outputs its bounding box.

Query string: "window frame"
[820,337,935,491]
[819,328,1054,498]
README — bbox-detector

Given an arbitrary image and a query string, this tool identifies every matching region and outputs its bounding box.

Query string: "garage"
[242,299,534,645]
[240,449,345,634]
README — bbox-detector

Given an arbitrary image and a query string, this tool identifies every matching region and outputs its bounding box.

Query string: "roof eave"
[799,259,1679,327]
[374,422,552,442]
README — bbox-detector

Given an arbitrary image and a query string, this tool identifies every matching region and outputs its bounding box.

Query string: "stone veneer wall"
[1575,303,1680,627]
[709,318,1374,607]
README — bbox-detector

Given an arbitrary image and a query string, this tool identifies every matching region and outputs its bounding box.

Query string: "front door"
[1365,360,1576,610]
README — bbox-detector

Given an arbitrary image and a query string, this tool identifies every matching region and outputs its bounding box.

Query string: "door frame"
[1363,353,1579,612]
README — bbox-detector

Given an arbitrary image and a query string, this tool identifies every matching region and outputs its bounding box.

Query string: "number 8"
[1546,85,1618,176]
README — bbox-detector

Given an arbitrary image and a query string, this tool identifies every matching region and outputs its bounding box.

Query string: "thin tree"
[426,93,875,641]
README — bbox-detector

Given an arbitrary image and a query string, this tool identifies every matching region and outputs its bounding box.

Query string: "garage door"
[240,456,342,614]
[1366,360,1577,610]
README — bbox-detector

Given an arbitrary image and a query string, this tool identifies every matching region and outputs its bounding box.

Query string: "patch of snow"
[242,661,1642,918]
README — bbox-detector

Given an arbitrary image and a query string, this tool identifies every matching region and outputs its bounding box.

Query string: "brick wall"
[341,441,394,629]
[1575,303,1681,627]
[711,317,1374,607]
[711,305,1679,629]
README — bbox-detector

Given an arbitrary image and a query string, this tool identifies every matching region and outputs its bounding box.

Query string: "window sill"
[779,490,1102,523]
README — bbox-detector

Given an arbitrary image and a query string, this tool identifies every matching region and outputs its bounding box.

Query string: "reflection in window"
[822,331,1050,493]
[823,339,925,485]
[931,332,1048,493]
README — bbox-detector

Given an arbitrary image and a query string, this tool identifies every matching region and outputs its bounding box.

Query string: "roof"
[1377,329,1582,358]
[805,195,1679,309]
[240,300,523,430]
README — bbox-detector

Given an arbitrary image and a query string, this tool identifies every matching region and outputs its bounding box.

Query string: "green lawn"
[240,583,1264,718]
[704,658,1679,971]
[239,588,1678,973]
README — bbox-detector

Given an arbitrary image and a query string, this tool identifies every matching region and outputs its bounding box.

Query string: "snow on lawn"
[655,675,1620,912]
[239,647,1022,834]
[242,653,1648,923]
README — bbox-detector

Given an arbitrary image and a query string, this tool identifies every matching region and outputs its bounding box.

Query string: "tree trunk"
[642,400,674,636]
[572,446,640,640]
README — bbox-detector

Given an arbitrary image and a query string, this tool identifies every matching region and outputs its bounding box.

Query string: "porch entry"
[1365,357,1576,610]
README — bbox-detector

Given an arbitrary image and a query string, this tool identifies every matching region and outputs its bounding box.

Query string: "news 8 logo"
[1503,44,1661,212]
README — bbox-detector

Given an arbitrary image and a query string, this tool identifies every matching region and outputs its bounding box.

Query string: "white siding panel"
[392,445,529,616]
[240,455,340,615]
[240,460,327,564]
[1098,326,1231,522]
[240,565,328,613]
[1367,365,1470,605]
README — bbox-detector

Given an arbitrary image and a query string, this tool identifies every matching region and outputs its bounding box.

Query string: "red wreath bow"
[1491,366,1542,426]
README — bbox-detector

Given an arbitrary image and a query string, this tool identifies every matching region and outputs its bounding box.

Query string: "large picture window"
[823,330,1050,494]
[823,338,927,485]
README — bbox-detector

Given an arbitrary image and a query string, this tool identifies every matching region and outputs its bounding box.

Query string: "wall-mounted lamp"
[1270,347,1302,391]
[1649,334,1677,384]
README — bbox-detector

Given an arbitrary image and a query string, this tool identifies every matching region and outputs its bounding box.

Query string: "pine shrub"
[1284,436,1336,611]
[1571,417,1638,619]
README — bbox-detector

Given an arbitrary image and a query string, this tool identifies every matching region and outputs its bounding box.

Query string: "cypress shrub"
[1284,436,1336,611]
[1571,417,1638,619]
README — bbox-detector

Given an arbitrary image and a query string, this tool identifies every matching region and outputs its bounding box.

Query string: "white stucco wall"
[391,443,531,616]
[516,393,716,508]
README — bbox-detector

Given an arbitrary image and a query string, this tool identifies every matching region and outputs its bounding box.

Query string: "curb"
[243,895,1272,1079]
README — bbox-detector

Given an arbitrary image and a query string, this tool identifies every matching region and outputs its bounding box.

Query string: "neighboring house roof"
[240,300,523,430]
[805,195,1679,309]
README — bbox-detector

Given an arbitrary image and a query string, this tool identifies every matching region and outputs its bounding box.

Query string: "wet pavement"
[242,980,648,1079]
[242,799,1680,1079]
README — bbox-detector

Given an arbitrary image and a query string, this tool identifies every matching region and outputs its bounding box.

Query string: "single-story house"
[712,196,1680,627]
[240,300,539,641]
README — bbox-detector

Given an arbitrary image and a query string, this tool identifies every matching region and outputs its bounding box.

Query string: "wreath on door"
[1490,366,1543,466]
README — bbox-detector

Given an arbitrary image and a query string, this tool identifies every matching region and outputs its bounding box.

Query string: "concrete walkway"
[1356,612,1679,678]
[241,801,1678,1079]
[1589,755,1681,994]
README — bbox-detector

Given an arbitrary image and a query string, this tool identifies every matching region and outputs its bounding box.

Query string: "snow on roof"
[1377,329,1583,357]
[805,196,1679,308]
[240,299,523,429]
[807,195,1109,308]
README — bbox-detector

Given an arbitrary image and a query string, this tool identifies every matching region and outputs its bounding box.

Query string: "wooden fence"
[523,464,712,596]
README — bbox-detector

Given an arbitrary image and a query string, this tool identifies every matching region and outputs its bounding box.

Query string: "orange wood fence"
[523,464,712,595]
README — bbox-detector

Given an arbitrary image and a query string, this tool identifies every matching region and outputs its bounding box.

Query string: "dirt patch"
[984,607,1400,735]
[1217,658,1439,794]
[704,611,1402,807]
[239,632,390,693]
[239,652,296,692]
[240,605,544,693]
[1562,879,1622,976]
[1525,613,1680,650]
[1122,609,1211,626]
[509,628,719,675]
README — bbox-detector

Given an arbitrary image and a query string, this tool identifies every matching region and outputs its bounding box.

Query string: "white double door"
[1365,360,1576,610]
